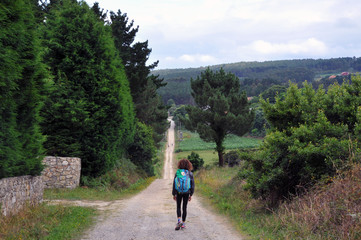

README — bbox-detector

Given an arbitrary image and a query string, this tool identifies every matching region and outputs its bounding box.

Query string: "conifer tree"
[41,0,135,177]
[0,0,45,178]
[183,68,254,166]
[108,9,168,145]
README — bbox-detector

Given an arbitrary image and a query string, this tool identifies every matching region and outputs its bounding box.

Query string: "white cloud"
[85,0,361,69]
[251,38,328,55]
[163,54,217,67]
[179,54,216,63]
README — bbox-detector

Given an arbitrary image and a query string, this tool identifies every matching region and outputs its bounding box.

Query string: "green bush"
[224,151,241,167]
[127,121,156,176]
[187,151,204,171]
[242,79,361,206]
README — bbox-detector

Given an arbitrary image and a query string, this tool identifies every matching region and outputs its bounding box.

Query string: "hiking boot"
[175,222,182,231]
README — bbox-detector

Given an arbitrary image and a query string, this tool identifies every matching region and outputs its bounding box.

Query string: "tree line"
[0,0,168,179]
[156,57,361,105]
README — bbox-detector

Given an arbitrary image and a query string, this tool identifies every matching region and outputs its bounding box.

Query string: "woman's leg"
[182,194,190,222]
[176,194,182,219]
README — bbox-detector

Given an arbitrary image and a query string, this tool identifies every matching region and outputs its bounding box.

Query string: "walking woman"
[172,158,195,230]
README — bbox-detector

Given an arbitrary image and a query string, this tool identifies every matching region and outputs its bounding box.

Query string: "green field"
[177,130,262,151]
[175,130,262,166]
[176,150,219,166]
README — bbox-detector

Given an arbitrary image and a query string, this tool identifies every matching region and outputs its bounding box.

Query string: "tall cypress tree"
[184,68,254,166]
[42,0,135,177]
[0,0,45,178]
[90,5,168,145]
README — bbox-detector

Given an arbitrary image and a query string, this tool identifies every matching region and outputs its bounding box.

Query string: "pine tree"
[183,68,254,166]
[41,0,135,177]
[108,9,168,145]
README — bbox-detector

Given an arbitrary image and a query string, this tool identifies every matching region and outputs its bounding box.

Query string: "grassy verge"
[196,163,361,240]
[44,176,156,201]
[0,204,96,240]
[154,140,167,178]
[196,166,273,239]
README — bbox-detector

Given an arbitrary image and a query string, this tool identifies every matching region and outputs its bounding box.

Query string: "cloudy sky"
[84,0,361,70]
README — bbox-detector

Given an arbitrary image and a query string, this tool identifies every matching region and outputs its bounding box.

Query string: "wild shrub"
[80,158,144,191]
[224,151,241,167]
[242,78,361,205]
[187,151,204,171]
[127,121,156,176]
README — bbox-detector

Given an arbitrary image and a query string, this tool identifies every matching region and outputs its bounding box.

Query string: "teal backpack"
[175,169,191,193]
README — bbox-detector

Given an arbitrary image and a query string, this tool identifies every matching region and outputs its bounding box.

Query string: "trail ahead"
[81,119,244,240]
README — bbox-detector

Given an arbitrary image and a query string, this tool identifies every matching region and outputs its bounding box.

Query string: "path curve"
[80,118,244,240]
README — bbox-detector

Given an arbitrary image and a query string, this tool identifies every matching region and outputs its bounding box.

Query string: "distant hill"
[154,57,361,105]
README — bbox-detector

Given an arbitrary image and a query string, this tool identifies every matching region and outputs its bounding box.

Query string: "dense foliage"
[127,122,157,176]
[241,76,361,205]
[183,68,254,166]
[41,0,135,177]
[0,0,46,178]
[0,0,168,179]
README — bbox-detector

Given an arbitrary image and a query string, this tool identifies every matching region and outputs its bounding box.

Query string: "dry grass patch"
[277,164,361,240]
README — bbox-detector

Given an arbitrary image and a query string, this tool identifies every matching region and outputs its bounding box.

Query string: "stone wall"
[0,176,43,216]
[42,156,81,189]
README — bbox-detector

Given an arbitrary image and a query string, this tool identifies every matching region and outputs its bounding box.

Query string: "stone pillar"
[42,156,81,189]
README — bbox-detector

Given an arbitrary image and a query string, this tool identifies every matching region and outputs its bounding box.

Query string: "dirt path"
[79,118,244,240]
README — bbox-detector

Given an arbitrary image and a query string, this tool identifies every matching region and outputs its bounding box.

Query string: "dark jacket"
[172,169,195,196]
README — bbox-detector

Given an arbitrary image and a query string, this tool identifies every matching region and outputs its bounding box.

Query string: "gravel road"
[80,119,244,240]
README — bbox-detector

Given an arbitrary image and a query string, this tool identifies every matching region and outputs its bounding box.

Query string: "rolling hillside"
[155,57,361,104]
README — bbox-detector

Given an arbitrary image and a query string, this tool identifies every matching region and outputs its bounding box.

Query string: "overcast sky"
[84,0,361,70]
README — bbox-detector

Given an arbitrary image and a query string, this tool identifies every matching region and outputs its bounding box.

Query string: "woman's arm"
[172,175,177,196]
[190,172,195,196]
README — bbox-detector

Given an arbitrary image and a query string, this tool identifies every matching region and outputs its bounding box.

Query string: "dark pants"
[176,193,190,222]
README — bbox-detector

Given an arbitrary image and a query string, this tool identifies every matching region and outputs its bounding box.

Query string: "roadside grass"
[196,164,361,240]
[154,140,167,178]
[196,166,274,239]
[44,176,155,201]
[0,204,96,240]
[177,130,262,152]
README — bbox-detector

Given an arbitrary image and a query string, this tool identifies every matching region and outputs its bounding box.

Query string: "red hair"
[177,159,193,171]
